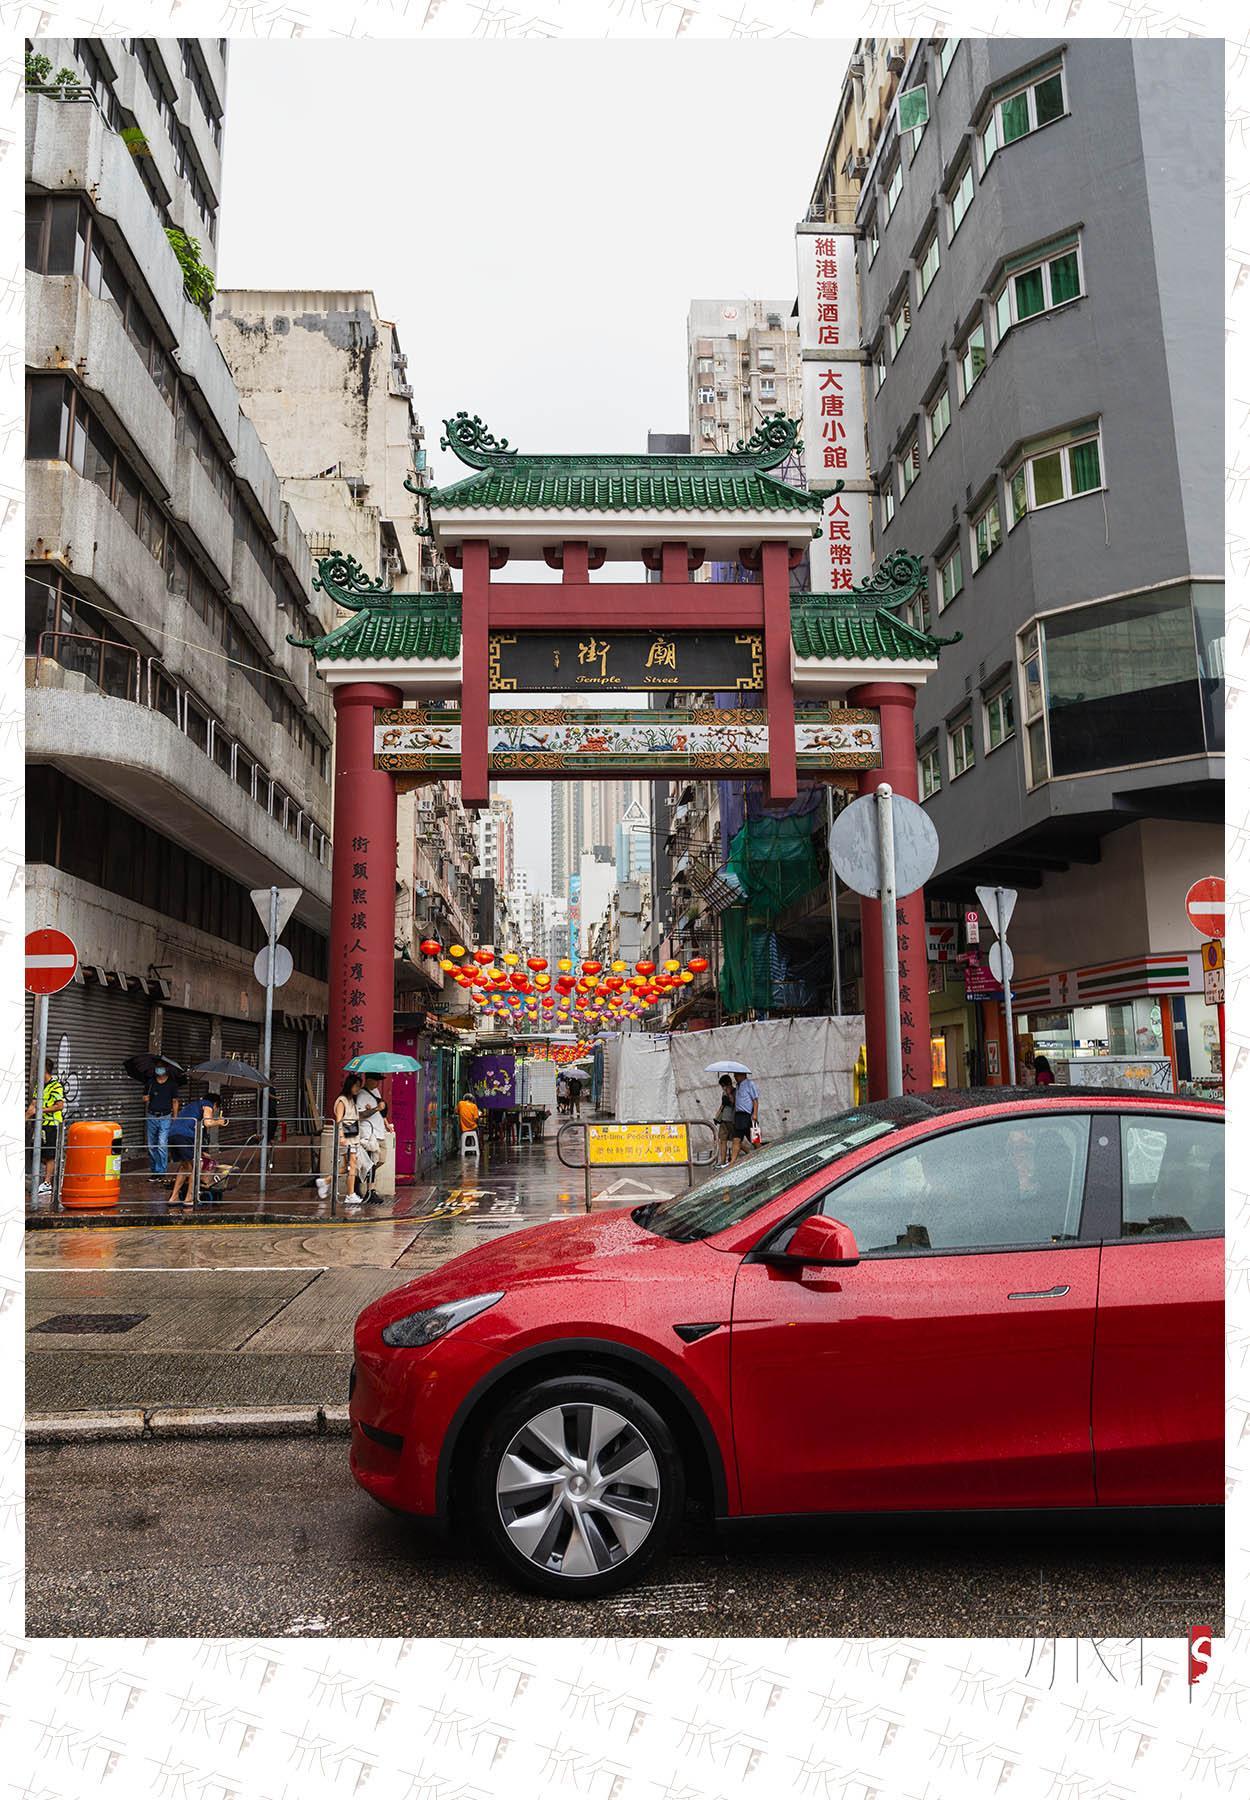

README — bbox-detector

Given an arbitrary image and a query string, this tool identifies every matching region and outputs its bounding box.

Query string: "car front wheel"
[477,1375,684,1597]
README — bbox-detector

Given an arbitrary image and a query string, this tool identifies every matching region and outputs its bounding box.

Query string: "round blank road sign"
[829,791,940,900]
[1184,876,1224,939]
[253,944,294,989]
[25,928,78,996]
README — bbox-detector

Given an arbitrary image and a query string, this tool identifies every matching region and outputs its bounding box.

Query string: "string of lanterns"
[417,939,710,1030]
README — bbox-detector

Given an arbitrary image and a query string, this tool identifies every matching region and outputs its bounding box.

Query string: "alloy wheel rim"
[495,1401,661,1578]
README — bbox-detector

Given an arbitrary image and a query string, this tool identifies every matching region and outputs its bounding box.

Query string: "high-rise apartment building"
[848,35,1223,1092]
[477,794,515,898]
[212,289,474,997]
[687,298,803,460]
[25,37,334,1132]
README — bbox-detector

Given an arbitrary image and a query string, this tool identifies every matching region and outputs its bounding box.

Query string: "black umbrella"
[190,1058,274,1089]
[124,1053,187,1081]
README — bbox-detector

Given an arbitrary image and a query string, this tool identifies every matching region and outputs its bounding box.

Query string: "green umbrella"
[344,1052,422,1075]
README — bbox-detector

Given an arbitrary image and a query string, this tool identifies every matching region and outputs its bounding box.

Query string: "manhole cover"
[31,1313,148,1336]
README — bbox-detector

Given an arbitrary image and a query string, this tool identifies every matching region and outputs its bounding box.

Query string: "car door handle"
[1008,1284,1070,1299]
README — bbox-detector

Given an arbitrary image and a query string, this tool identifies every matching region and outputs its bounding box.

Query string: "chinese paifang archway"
[289,412,956,1101]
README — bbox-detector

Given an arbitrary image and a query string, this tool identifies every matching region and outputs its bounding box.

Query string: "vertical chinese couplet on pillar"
[329,683,401,1083]
[849,681,933,1101]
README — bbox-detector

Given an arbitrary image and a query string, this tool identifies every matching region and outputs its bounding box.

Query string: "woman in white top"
[332,1074,366,1203]
[356,1080,393,1204]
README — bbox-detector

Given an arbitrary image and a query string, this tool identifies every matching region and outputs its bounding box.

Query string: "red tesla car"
[350,1088,1223,1596]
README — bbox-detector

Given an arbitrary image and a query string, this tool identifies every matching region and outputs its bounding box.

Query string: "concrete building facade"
[212,288,475,1001]
[854,35,1223,1093]
[25,38,335,1133]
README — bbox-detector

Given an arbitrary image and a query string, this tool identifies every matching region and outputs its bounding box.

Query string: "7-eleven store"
[1003,950,1220,1099]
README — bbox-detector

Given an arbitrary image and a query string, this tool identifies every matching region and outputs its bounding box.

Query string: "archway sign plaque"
[289,410,957,1100]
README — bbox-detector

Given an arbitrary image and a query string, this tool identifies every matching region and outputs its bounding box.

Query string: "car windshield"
[633,1109,903,1243]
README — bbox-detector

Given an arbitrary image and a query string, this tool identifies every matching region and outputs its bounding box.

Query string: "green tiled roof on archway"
[791,596,954,661]
[416,410,824,515]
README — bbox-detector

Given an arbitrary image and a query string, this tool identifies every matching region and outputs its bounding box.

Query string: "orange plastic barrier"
[61,1120,123,1209]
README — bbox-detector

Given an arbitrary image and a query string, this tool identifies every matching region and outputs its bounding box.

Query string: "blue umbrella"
[344,1052,422,1075]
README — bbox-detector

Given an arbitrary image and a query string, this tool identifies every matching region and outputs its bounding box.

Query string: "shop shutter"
[160,1007,213,1076]
[220,1017,261,1132]
[26,982,153,1150]
[269,1026,302,1131]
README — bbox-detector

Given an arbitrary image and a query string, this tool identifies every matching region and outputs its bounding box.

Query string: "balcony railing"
[31,631,331,867]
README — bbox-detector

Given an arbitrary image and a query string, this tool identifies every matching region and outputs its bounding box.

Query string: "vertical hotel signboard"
[795,225,873,592]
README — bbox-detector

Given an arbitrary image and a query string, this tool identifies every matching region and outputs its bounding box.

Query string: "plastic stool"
[518,1120,534,1144]
[460,1129,480,1158]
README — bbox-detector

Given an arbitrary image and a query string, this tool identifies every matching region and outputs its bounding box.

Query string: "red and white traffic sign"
[24,928,78,995]
[1184,877,1225,940]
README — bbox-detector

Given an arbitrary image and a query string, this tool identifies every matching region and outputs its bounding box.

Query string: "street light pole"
[824,783,842,1016]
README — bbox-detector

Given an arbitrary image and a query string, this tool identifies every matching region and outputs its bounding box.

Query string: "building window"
[993,239,1084,342]
[899,438,921,498]
[918,739,942,799]
[985,681,1016,750]
[918,230,940,300]
[874,347,887,392]
[697,386,715,404]
[936,37,959,84]
[958,321,987,400]
[867,214,880,263]
[926,385,951,451]
[1023,584,1221,782]
[972,493,1003,569]
[903,590,930,634]
[759,378,776,399]
[885,157,903,218]
[937,542,964,608]
[881,487,896,528]
[1007,426,1104,527]
[697,357,713,374]
[948,161,974,236]
[890,295,911,358]
[990,63,1067,154]
[948,712,975,779]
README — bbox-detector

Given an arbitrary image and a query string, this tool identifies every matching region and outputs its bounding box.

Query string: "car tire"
[476,1375,685,1598]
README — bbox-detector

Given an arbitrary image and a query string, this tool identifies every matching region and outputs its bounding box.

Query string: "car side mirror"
[785,1213,860,1266]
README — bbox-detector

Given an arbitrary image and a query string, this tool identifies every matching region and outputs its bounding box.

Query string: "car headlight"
[380,1291,504,1348]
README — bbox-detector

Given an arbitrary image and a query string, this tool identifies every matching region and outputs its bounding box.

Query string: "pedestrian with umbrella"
[704,1059,759,1165]
[133,1055,184,1178]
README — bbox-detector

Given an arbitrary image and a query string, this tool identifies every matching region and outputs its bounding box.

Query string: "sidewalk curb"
[27,1404,353,1444]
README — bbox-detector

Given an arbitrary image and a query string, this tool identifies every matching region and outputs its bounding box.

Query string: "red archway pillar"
[461,539,492,810]
[850,681,932,1100]
[329,681,401,1081]
[762,540,796,802]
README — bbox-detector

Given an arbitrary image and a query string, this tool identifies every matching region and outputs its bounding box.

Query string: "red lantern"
[556,976,575,995]
[419,938,442,957]
[510,972,528,990]
[687,956,709,973]
[473,947,495,966]
[527,956,548,972]
[581,959,602,976]
[635,960,656,976]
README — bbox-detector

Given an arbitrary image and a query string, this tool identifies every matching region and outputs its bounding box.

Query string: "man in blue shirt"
[144,1064,181,1175]
[730,1072,760,1164]
[167,1093,224,1208]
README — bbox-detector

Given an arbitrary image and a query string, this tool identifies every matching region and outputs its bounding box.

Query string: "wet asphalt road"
[27,1436,1222,1639]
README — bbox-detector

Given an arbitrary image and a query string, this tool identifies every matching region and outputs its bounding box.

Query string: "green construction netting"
[719,813,822,1015]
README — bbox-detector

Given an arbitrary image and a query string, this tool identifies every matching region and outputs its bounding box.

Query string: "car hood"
[360,1204,718,1330]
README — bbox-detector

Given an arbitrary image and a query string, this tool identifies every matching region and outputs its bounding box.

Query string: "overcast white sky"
[217,41,851,889]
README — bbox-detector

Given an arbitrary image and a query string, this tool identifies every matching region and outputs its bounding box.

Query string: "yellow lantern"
[449,944,466,958]
[611,959,626,972]
[680,970,695,984]
[663,959,680,972]
[558,957,572,972]
[503,951,520,966]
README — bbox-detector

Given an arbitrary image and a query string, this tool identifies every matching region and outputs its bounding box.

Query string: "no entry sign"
[25,928,78,996]
[1184,877,1225,940]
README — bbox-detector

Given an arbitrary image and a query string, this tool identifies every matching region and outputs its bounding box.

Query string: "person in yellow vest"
[25,1059,65,1196]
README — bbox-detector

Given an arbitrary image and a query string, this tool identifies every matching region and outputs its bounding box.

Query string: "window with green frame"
[995,66,1065,148]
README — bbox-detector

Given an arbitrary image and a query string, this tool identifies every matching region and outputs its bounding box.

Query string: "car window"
[1120,1115,1223,1237]
[634,1109,903,1242]
[817,1115,1091,1253]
